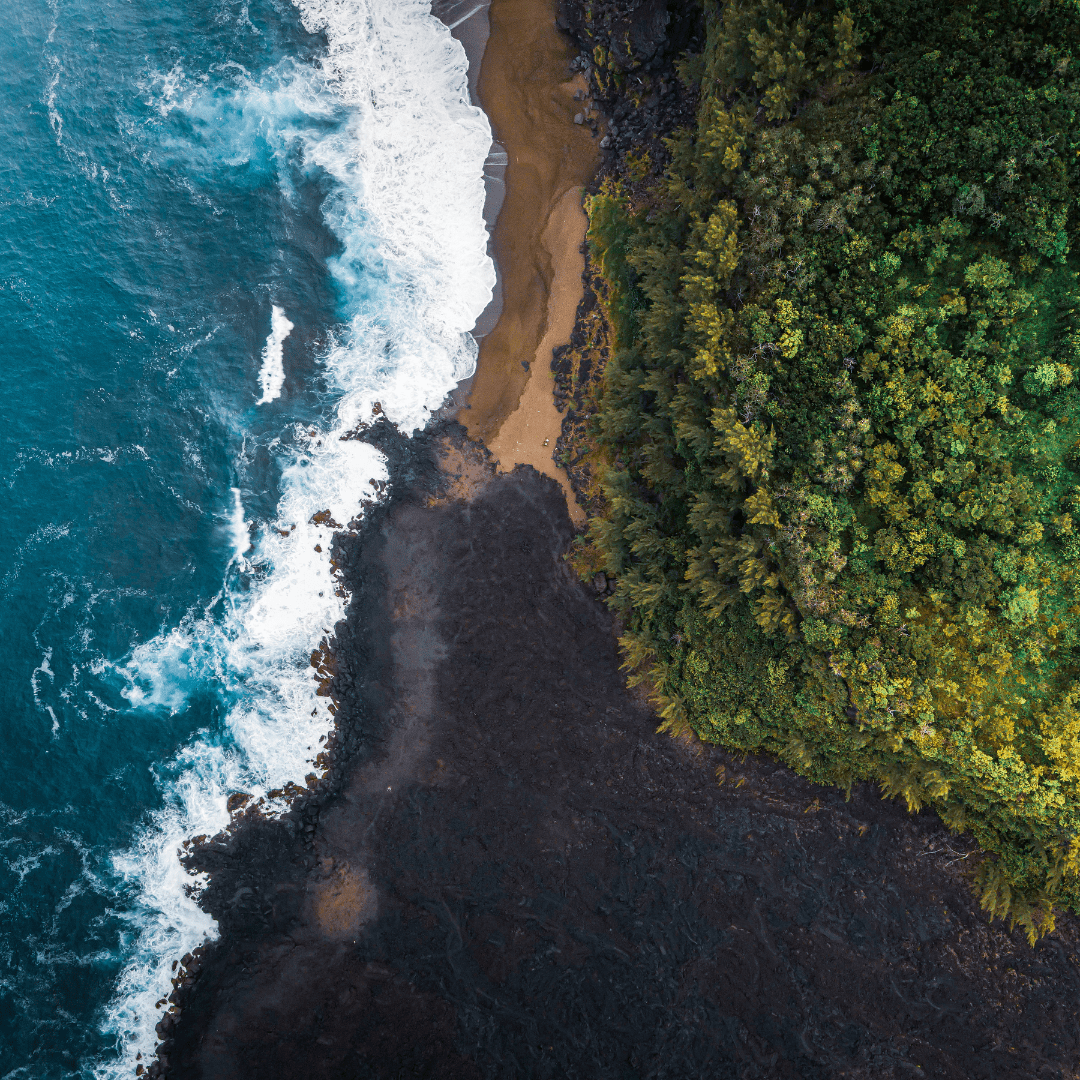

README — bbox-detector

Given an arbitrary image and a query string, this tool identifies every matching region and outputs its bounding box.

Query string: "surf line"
[99,1,495,1075]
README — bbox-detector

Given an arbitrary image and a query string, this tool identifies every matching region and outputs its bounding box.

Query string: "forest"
[578,0,1080,939]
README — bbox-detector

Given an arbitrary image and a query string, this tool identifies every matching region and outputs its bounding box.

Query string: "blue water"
[0,1,493,1075]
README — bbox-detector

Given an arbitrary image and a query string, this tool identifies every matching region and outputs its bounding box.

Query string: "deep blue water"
[0,2,493,1075]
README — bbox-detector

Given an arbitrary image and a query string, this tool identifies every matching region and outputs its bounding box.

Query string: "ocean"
[0,1,494,1075]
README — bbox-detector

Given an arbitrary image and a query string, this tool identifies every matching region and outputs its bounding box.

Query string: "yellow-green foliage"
[624,147,652,184]
[586,0,1080,940]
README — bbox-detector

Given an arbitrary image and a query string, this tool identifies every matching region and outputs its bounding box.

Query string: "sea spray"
[101,444,388,1073]
[96,2,494,1075]
[291,0,496,431]
[255,307,294,405]
[228,487,251,560]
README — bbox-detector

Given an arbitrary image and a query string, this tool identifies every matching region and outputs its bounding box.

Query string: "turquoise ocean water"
[0,1,493,1074]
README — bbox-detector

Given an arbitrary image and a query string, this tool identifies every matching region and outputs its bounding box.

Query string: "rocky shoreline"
[558,0,702,168]
[142,4,1080,1078]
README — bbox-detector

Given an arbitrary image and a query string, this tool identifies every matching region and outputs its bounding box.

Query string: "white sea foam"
[31,652,59,738]
[291,0,495,430]
[31,648,55,709]
[97,3,494,1076]
[227,487,250,559]
[102,438,387,1074]
[255,306,294,404]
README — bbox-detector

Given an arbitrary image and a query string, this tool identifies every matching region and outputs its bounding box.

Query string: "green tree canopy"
[585,0,1080,940]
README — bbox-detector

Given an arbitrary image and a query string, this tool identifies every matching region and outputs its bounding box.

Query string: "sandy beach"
[463,0,600,524]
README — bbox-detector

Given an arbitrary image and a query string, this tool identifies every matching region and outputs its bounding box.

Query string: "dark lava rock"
[158,436,1080,1079]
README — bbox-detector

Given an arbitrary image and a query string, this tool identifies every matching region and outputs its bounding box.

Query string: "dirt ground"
[157,426,1080,1080]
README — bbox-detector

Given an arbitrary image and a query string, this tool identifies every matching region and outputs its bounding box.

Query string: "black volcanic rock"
[157,433,1080,1080]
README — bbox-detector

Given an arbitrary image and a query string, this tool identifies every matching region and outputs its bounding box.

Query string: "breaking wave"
[96,2,494,1074]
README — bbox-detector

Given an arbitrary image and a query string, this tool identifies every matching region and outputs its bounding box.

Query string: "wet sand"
[463,0,599,522]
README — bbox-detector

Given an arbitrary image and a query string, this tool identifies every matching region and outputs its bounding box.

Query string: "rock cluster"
[557,0,701,167]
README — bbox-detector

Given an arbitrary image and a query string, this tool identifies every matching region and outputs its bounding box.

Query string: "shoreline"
[434,0,507,344]
[149,419,1080,1080]
[145,5,1080,1077]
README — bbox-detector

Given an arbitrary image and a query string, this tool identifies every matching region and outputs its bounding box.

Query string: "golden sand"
[464,0,600,525]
